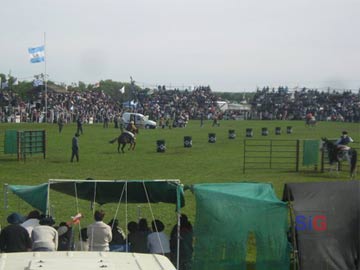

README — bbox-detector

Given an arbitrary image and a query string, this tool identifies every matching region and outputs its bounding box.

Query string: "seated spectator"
[32,216,58,251]
[87,210,112,251]
[57,222,74,251]
[127,221,148,253]
[0,212,32,252]
[138,218,151,236]
[147,219,171,258]
[107,218,126,251]
[75,228,89,251]
[170,214,194,270]
[21,210,41,238]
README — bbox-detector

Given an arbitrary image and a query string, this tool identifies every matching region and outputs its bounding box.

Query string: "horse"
[321,137,357,178]
[305,117,316,127]
[109,132,136,153]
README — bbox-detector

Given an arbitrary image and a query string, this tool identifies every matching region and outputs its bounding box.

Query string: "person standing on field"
[71,133,80,162]
[77,116,83,135]
[58,116,64,133]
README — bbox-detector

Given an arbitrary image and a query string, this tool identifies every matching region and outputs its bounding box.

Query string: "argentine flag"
[28,45,45,63]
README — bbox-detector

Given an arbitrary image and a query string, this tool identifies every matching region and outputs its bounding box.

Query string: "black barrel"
[261,127,269,136]
[228,129,236,139]
[246,128,253,137]
[275,127,281,135]
[184,136,192,148]
[156,140,166,152]
[286,126,293,134]
[208,133,216,143]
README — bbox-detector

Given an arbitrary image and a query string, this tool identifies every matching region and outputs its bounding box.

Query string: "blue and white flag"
[1,81,8,89]
[28,45,45,63]
[33,78,44,87]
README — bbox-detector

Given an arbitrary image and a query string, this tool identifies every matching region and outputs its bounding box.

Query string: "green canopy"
[8,183,48,213]
[8,179,184,213]
[192,182,290,270]
[49,179,185,206]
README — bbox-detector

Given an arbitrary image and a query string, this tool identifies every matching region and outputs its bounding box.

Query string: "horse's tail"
[109,137,118,144]
[350,149,357,176]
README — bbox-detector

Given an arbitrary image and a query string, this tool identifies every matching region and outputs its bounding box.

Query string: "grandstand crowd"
[0,85,359,123]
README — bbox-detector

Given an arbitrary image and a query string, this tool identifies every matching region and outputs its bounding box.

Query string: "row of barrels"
[156,126,293,152]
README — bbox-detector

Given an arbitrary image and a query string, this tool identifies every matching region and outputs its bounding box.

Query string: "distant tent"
[283,181,360,270]
[192,182,290,270]
[7,179,185,213]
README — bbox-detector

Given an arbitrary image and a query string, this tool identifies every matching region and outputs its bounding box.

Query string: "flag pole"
[44,32,48,123]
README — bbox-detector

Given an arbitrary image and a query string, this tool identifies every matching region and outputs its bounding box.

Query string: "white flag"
[119,86,125,94]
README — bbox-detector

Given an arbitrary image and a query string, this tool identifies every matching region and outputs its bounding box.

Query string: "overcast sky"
[1,0,359,92]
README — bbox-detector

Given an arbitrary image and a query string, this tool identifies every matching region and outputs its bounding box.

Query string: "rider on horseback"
[305,112,315,125]
[124,121,138,139]
[335,130,354,152]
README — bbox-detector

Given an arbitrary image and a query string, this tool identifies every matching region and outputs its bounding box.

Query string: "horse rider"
[305,112,314,124]
[124,121,137,139]
[335,130,354,152]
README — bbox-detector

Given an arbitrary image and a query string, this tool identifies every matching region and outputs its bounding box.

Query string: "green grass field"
[0,120,359,249]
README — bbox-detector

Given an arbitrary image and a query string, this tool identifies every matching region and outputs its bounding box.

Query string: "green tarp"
[192,182,290,270]
[4,130,18,154]
[49,180,185,206]
[303,139,320,166]
[8,180,184,213]
[8,184,48,213]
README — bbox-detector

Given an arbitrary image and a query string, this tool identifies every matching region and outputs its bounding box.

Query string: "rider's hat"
[342,130,348,135]
[130,121,134,124]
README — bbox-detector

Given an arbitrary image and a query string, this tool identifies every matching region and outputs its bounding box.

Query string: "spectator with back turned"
[170,214,193,270]
[21,210,41,238]
[31,216,58,251]
[127,221,148,253]
[107,218,126,251]
[87,210,112,251]
[75,228,89,251]
[147,219,171,259]
[0,212,32,252]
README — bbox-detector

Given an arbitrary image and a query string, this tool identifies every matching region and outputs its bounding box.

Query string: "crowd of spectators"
[133,86,220,124]
[0,85,359,123]
[0,85,220,125]
[0,210,193,270]
[249,86,360,122]
[0,89,122,124]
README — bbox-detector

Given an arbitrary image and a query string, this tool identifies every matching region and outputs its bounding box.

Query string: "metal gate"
[243,139,300,173]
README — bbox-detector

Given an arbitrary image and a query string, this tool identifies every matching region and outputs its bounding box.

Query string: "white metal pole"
[176,185,181,270]
[44,32,48,123]
[46,181,51,216]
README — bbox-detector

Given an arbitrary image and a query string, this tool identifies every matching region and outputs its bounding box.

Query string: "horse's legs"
[328,162,339,177]
[121,143,126,153]
[128,140,136,151]
[348,151,357,179]
[117,142,121,153]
